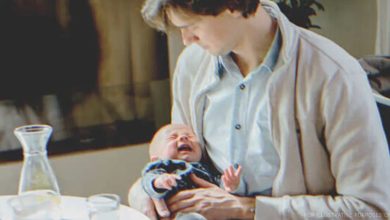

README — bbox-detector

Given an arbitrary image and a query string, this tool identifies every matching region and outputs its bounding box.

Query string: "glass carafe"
[14,125,61,205]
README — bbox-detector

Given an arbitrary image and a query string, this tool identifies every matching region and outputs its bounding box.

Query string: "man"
[129,0,390,219]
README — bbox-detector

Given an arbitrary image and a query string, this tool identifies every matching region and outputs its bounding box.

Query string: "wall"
[311,0,377,58]
[0,143,149,206]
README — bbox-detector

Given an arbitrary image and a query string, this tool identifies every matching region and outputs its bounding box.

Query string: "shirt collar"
[214,11,282,78]
[262,27,282,72]
[215,28,281,78]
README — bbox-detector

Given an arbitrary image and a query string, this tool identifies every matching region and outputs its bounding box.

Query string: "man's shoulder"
[173,44,217,85]
[177,44,214,70]
[297,29,362,75]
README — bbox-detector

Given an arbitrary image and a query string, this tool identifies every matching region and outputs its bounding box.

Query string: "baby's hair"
[148,124,170,158]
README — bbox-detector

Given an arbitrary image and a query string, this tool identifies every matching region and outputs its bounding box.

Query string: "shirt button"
[239,84,246,90]
[235,124,241,130]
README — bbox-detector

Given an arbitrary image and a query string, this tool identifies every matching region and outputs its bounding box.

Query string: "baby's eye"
[169,134,178,139]
[185,132,194,137]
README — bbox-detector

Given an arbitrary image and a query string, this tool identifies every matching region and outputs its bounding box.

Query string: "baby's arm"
[221,164,242,192]
[154,173,181,190]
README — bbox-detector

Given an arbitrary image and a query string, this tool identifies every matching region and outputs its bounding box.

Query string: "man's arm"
[253,65,390,219]
[167,174,256,220]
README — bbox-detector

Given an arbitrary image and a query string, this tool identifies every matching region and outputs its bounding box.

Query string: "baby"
[141,124,242,201]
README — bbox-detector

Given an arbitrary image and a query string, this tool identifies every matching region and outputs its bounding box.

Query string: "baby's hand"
[153,173,181,190]
[221,164,242,192]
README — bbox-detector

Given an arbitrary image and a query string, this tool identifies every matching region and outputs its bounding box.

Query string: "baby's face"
[156,125,202,162]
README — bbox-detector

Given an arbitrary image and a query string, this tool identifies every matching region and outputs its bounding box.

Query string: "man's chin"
[206,48,230,56]
[205,48,219,55]
[199,45,217,55]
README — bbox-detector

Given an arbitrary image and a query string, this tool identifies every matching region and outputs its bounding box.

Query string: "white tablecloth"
[0,195,149,220]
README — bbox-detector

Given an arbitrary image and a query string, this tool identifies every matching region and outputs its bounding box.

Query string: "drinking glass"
[87,194,120,220]
[3,194,61,220]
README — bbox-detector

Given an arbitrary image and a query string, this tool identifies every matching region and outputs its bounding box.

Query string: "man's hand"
[166,174,256,220]
[128,178,171,219]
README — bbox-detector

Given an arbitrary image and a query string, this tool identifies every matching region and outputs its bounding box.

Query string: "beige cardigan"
[171,1,390,219]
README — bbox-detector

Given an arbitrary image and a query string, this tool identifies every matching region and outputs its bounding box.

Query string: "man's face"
[167,8,240,55]
[156,124,202,162]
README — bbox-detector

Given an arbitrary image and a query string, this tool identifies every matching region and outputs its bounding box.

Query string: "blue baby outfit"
[142,159,220,199]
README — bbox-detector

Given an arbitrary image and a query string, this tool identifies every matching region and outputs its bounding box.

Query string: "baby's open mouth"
[178,144,192,152]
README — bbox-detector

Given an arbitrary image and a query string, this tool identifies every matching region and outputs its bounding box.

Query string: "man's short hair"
[141,0,260,32]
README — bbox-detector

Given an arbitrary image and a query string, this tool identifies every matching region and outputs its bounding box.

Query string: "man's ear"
[150,155,159,161]
[226,8,242,18]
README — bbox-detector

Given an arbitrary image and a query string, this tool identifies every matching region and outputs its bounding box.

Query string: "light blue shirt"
[203,28,281,195]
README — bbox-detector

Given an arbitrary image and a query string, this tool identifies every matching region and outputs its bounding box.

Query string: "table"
[0,195,149,220]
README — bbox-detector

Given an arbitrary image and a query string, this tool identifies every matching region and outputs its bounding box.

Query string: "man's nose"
[181,29,198,46]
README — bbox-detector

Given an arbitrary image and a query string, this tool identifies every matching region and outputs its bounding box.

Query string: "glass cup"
[3,194,61,220]
[87,194,120,220]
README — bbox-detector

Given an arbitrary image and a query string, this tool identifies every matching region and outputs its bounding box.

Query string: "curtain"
[0,0,169,152]
[82,0,166,125]
[376,0,390,55]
